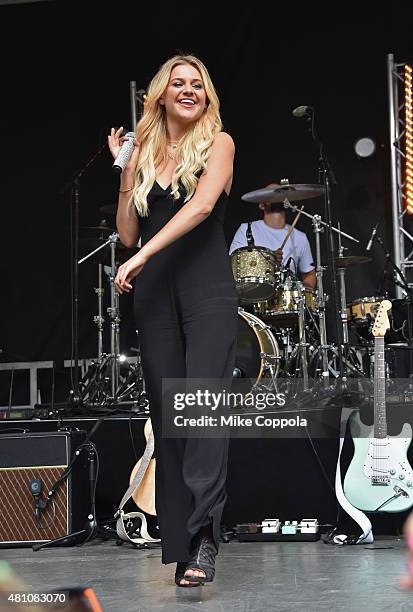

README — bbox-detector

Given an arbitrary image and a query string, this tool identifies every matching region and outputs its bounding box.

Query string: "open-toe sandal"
[184,535,218,584]
[174,562,201,587]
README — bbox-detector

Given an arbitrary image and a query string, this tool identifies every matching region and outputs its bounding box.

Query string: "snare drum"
[348,296,385,326]
[231,246,279,303]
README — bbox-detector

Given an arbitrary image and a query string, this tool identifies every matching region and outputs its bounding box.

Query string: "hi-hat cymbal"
[335,255,372,268]
[99,204,117,216]
[242,184,325,204]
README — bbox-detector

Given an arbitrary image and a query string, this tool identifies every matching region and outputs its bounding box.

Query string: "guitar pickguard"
[343,410,413,512]
[363,437,412,483]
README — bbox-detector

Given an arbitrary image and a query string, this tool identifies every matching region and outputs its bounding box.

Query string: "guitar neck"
[374,336,387,438]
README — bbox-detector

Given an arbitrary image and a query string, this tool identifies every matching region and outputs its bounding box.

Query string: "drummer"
[229,186,316,289]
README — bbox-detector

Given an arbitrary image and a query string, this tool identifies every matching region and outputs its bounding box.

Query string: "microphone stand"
[304,111,346,383]
[32,419,105,551]
[61,141,108,411]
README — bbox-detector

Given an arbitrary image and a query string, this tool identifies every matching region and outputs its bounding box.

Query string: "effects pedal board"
[236,518,320,542]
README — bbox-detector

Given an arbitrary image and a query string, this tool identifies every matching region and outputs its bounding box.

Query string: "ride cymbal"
[335,255,372,268]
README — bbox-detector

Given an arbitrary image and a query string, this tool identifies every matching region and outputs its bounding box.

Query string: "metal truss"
[387,53,413,298]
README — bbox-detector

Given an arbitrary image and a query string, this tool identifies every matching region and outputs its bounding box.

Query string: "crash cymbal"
[335,255,372,268]
[99,204,117,216]
[242,184,325,204]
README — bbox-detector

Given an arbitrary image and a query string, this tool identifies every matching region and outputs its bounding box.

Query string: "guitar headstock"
[372,300,392,337]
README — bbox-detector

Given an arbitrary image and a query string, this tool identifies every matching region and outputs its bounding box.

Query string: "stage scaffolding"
[387,53,413,298]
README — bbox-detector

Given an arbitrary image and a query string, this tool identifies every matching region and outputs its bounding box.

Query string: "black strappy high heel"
[183,533,218,584]
[174,562,201,587]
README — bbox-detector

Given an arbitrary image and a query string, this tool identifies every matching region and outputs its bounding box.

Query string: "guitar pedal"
[281,521,298,535]
[261,519,280,534]
[298,519,319,534]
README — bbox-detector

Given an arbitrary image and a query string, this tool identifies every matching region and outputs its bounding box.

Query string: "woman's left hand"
[115,251,147,294]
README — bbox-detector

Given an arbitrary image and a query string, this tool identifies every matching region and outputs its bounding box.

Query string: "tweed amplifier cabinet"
[0,430,88,547]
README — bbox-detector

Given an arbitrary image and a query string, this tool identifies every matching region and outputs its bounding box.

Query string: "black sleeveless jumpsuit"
[133,177,238,565]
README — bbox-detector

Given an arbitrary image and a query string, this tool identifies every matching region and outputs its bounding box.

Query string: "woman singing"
[108,54,238,587]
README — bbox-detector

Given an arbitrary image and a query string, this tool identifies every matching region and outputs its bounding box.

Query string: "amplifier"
[0,430,88,547]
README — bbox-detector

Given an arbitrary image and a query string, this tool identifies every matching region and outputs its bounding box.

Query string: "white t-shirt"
[229,219,314,275]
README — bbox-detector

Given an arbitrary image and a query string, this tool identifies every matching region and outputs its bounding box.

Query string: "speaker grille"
[0,467,68,543]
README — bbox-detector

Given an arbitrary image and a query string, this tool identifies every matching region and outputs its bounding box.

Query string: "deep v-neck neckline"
[155,179,171,191]
[154,178,230,197]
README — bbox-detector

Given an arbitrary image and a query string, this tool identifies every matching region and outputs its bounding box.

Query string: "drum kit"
[229,178,405,395]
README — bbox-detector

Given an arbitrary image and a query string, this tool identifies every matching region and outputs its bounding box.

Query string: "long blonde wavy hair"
[131,54,223,216]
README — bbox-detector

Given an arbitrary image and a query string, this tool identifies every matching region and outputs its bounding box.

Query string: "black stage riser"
[0,416,411,536]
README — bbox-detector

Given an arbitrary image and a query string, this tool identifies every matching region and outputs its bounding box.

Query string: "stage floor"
[2,537,412,611]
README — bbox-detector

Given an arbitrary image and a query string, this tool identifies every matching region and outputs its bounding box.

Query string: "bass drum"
[234,309,280,388]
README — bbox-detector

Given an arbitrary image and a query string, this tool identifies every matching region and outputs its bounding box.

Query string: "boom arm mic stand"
[32,419,104,551]
[302,110,346,380]
[61,140,108,410]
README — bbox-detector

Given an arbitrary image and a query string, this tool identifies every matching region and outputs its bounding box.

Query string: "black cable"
[7,368,15,417]
[70,187,75,393]
[51,361,55,415]
[304,425,336,496]
[374,495,399,512]
[80,441,100,545]
[129,416,139,462]
[46,420,103,504]
[38,501,56,530]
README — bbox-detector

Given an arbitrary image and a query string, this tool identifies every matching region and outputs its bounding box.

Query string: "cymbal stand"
[312,213,330,382]
[93,264,105,360]
[79,232,117,381]
[336,228,367,377]
[107,233,121,399]
[77,233,146,409]
[296,281,309,390]
[336,224,349,347]
[283,200,361,381]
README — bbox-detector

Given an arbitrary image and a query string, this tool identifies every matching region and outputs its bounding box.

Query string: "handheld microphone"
[292,105,314,118]
[366,223,379,252]
[112,131,136,174]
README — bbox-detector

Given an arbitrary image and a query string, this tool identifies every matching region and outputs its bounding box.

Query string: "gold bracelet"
[119,186,134,193]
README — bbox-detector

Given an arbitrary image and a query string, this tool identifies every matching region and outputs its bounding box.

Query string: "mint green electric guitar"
[344,300,413,513]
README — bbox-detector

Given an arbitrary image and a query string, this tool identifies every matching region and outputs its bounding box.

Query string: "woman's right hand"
[107,126,140,173]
